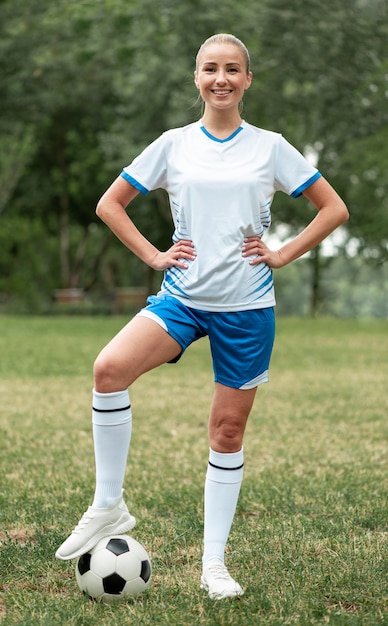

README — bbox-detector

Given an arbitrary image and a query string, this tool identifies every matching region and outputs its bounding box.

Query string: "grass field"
[0,315,387,625]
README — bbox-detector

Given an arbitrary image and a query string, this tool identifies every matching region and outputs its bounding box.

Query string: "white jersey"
[121,120,321,312]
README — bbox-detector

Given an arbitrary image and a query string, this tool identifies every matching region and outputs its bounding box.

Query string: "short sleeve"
[121,133,168,195]
[274,136,321,198]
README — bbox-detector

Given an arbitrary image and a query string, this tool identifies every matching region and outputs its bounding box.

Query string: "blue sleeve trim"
[120,170,149,195]
[291,171,322,198]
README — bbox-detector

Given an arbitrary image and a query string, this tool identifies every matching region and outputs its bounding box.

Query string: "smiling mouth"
[211,90,232,95]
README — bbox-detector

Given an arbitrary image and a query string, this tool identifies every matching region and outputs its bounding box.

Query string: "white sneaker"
[55,494,136,560]
[200,558,244,600]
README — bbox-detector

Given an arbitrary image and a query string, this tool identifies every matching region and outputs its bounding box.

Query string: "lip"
[211,89,232,96]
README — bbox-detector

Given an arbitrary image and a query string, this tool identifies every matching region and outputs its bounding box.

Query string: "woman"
[56,34,348,600]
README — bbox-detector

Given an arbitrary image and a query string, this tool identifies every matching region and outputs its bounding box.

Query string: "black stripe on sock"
[92,404,131,413]
[208,461,244,471]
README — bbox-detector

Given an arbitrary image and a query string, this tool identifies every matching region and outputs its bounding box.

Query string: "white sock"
[91,388,132,509]
[202,447,244,565]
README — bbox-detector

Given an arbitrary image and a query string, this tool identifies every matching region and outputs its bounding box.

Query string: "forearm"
[276,176,349,267]
[278,203,347,266]
[245,177,349,269]
[96,174,165,267]
[96,179,196,271]
[100,208,159,266]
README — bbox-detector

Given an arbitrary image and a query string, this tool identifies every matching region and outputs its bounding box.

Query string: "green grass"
[0,315,387,625]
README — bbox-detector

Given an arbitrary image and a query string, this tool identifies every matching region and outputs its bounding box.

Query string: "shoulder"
[161,121,201,142]
[242,121,282,143]
[138,122,199,156]
[244,123,307,163]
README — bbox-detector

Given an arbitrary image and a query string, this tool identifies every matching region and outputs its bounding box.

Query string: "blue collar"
[200,125,243,143]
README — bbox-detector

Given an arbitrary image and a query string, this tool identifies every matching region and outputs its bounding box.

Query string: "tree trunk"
[310,244,321,318]
[59,193,71,288]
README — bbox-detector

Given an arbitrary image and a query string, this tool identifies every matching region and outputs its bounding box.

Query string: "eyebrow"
[201,61,242,67]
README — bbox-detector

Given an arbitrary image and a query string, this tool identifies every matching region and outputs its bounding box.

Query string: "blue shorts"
[137,295,275,390]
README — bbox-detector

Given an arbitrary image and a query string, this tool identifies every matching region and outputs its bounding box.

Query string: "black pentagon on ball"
[140,559,152,583]
[103,572,126,594]
[77,552,92,575]
[106,538,130,556]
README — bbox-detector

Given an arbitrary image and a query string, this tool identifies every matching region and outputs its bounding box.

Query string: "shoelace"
[207,561,231,581]
[73,510,94,534]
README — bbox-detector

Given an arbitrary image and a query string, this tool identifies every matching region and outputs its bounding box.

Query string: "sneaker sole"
[55,514,136,561]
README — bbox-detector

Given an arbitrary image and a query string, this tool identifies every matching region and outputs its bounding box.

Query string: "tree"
[336,60,388,263]
[247,0,387,313]
[0,0,138,289]
[0,0,386,313]
[1,0,258,292]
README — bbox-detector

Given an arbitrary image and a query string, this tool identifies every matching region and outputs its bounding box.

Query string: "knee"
[93,353,111,392]
[209,420,244,453]
[93,352,126,393]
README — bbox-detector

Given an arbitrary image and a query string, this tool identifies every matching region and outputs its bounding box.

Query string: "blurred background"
[0,0,387,317]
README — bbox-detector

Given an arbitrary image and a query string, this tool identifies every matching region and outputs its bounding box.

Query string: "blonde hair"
[196,34,251,74]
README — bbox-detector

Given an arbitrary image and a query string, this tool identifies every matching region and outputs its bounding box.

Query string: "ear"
[245,71,253,91]
[194,70,200,89]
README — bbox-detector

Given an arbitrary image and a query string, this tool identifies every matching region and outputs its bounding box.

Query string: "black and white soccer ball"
[75,535,152,603]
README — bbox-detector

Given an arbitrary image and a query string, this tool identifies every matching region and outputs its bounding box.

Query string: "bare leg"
[91,314,182,503]
[201,383,257,597]
[208,383,257,452]
[55,315,183,560]
[94,315,182,392]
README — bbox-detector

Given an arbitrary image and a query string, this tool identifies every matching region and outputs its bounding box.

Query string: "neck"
[201,109,242,139]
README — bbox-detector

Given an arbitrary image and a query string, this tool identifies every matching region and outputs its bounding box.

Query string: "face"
[194,43,252,111]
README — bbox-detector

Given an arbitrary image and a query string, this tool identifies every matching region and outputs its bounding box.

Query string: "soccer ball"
[75,535,152,603]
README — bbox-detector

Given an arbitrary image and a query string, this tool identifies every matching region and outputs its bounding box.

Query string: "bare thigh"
[208,383,257,453]
[94,315,182,392]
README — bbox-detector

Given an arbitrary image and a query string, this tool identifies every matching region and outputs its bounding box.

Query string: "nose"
[215,70,227,84]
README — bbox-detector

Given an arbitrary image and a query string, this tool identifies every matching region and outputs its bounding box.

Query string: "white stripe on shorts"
[239,369,269,390]
[136,309,168,332]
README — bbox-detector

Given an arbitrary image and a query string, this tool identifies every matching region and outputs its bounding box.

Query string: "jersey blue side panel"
[291,171,322,198]
[120,170,149,195]
[247,266,274,299]
[162,268,189,297]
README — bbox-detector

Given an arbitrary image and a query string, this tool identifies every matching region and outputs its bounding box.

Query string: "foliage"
[0,215,59,311]
[251,0,388,310]
[337,127,388,263]
[0,0,387,309]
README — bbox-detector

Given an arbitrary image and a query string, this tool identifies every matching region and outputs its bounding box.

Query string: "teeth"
[213,90,230,95]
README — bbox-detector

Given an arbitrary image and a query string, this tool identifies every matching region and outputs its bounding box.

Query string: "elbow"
[329,198,349,227]
[339,201,350,225]
[95,198,105,221]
